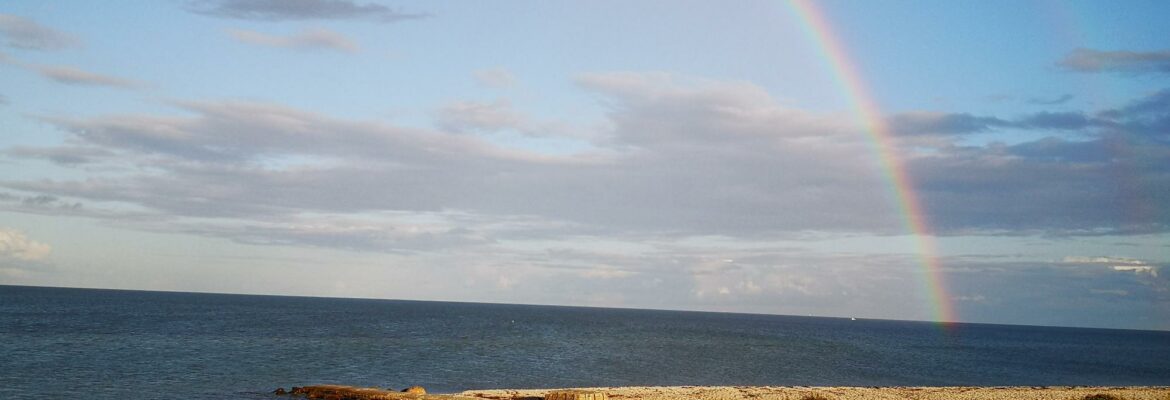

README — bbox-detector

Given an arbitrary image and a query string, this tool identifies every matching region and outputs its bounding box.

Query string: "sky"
[1,0,1168,330]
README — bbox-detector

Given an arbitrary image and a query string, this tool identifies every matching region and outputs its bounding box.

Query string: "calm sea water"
[1,285,1168,399]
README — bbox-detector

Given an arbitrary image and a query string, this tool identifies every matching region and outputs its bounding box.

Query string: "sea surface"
[2,285,1168,399]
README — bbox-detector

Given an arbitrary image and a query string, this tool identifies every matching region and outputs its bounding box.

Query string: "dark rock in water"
[274,387,288,395]
[403,386,427,395]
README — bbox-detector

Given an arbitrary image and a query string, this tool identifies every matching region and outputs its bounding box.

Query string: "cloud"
[0,228,51,261]
[579,265,636,279]
[1014,111,1095,130]
[1062,256,1160,277]
[1058,48,1170,75]
[1106,89,1170,117]
[0,14,79,50]
[1062,256,1148,265]
[877,88,1170,235]
[434,98,591,139]
[35,65,139,88]
[0,191,85,214]
[1027,94,1074,106]
[1112,266,1158,277]
[945,258,1168,329]
[161,216,493,253]
[227,28,358,52]
[435,99,526,134]
[474,68,517,88]
[888,112,1009,135]
[188,0,427,23]
[888,111,1101,136]
[6,74,1170,251]
[6,75,903,240]
[1,52,138,89]
[4,145,115,165]
[911,135,1170,235]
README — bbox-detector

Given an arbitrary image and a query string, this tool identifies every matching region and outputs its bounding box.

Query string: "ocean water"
[1,285,1168,399]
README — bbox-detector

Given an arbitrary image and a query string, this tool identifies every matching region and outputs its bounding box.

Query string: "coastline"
[461,386,1170,400]
[278,385,1170,400]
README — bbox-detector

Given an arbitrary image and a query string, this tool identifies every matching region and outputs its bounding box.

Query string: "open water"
[1,285,1168,399]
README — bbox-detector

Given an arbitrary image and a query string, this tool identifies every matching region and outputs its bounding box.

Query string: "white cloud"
[0,228,51,261]
[1112,265,1158,277]
[1062,256,1160,277]
[1063,256,1147,265]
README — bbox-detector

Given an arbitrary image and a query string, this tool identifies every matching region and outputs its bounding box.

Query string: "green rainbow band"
[787,0,957,325]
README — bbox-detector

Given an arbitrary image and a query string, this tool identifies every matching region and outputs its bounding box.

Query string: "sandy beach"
[463,386,1170,400]
[281,385,1170,400]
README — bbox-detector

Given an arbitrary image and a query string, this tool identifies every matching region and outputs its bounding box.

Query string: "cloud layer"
[4,73,1169,252]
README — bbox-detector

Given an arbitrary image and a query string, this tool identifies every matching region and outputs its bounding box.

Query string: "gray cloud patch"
[877,88,1170,235]
[0,14,79,50]
[36,65,139,88]
[887,110,1099,135]
[188,0,427,22]
[888,112,1009,135]
[1028,94,1074,106]
[1058,48,1170,75]
[1015,111,1095,130]
[435,99,526,134]
[227,28,358,52]
[0,192,83,213]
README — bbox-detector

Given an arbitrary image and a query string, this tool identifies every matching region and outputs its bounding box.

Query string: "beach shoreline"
[279,385,1170,400]
[462,386,1170,400]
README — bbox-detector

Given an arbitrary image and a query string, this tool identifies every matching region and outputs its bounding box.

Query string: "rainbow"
[786,0,957,326]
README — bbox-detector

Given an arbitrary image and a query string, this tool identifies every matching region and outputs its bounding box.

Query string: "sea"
[1,285,1168,399]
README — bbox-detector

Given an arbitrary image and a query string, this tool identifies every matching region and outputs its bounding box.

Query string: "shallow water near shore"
[2,285,1168,399]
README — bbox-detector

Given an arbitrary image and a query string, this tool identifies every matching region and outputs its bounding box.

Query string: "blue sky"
[1,0,1168,330]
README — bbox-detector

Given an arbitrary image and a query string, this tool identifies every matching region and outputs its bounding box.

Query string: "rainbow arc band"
[787,0,956,326]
